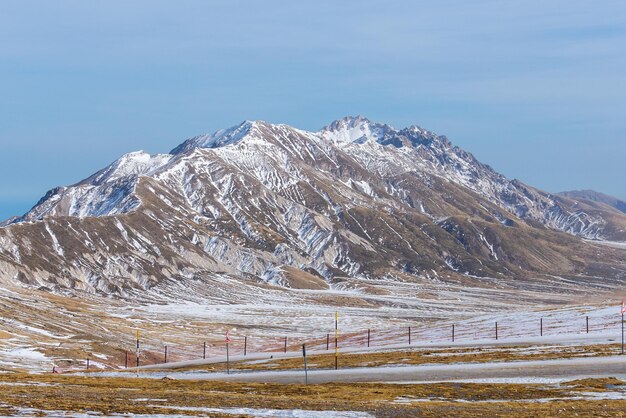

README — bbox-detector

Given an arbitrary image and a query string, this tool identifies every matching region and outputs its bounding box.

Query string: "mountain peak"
[171,120,269,154]
[319,115,395,145]
[326,115,372,128]
[84,150,172,186]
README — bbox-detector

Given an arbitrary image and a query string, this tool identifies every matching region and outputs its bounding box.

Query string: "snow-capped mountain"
[1,116,625,295]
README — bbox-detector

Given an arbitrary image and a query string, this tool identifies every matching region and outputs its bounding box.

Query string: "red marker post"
[225,328,236,374]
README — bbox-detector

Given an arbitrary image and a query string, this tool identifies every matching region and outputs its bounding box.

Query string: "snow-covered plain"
[0,404,373,418]
[0,266,623,372]
[120,296,624,364]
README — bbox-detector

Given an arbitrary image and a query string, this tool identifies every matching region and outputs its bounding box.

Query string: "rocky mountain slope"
[559,190,626,215]
[1,116,625,297]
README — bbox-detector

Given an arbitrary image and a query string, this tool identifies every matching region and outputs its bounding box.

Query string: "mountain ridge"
[0,116,624,297]
[8,116,623,241]
[559,189,626,215]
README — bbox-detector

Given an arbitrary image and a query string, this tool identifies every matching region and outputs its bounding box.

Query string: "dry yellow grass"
[0,373,623,417]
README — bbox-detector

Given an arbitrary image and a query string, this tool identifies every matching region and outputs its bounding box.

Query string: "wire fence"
[52,308,625,373]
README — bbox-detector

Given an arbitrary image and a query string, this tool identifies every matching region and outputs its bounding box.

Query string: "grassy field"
[0,373,624,417]
[2,343,625,416]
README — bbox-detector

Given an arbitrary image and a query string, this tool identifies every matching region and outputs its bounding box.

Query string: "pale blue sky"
[1,1,625,220]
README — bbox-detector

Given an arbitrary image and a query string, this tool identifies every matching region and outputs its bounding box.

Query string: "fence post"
[367,329,370,348]
[125,351,128,368]
[164,346,168,363]
[203,342,206,360]
[284,336,288,353]
[302,344,308,385]
[335,311,339,370]
[244,336,248,356]
[495,322,498,340]
[452,324,455,342]
[586,316,589,334]
[408,326,411,345]
[622,310,624,355]
[226,342,230,375]
[326,333,329,350]
[136,332,140,368]
[540,317,543,337]
[86,358,90,370]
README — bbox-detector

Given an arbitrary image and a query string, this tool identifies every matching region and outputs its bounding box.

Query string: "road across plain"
[159,355,626,384]
[135,330,622,372]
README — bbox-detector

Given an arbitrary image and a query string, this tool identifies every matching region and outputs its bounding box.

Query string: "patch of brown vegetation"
[280,266,329,290]
[565,377,626,392]
[0,374,624,417]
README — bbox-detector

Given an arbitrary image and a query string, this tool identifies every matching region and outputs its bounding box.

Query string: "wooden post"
[244,336,248,356]
[136,330,140,368]
[86,358,90,370]
[540,317,543,337]
[226,342,230,374]
[586,316,589,334]
[408,326,412,345]
[335,311,339,370]
[367,329,370,348]
[284,336,287,353]
[203,342,206,359]
[452,324,455,342]
[495,322,498,340]
[164,346,168,363]
[125,351,128,368]
[622,312,624,355]
[326,333,330,350]
[302,344,308,385]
